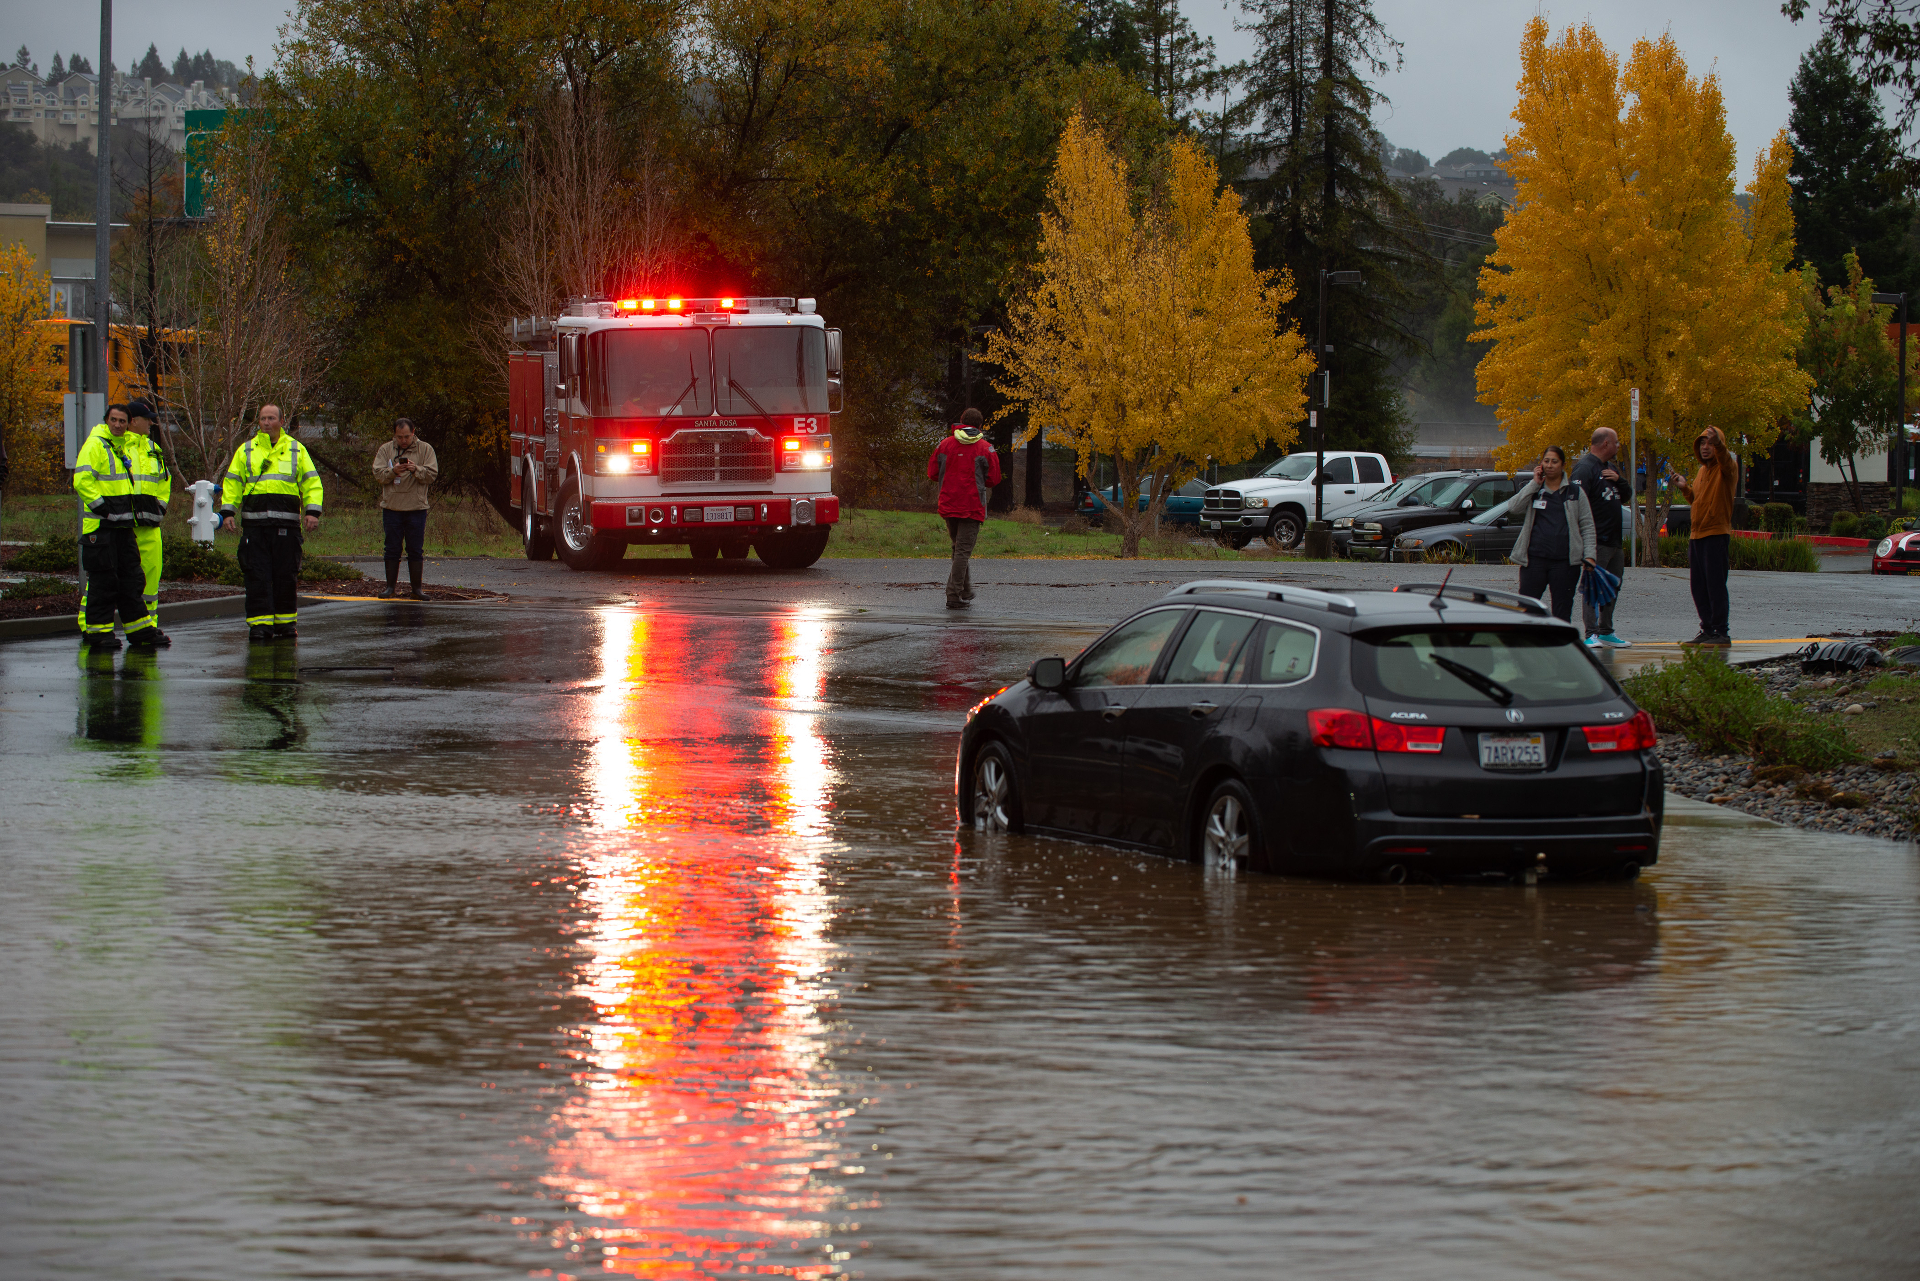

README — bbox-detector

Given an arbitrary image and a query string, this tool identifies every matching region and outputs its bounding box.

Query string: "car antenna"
[1432,564,1454,611]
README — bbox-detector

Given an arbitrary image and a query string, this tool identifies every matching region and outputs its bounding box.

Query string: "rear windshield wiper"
[1426,652,1514,706]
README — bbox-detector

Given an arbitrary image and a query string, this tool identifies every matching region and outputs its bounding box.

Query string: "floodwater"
[3,604,1918,1280]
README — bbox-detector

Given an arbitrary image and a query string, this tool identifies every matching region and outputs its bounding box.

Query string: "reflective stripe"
[246,614,276,626]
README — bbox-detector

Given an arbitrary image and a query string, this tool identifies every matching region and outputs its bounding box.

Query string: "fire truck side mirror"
[825,329,842,377]
[552,383,568,400]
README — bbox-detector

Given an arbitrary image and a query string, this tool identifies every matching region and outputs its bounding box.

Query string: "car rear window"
[1354,627,1614,706]
[1237,620,1318,684]
[1162,610,1258,684]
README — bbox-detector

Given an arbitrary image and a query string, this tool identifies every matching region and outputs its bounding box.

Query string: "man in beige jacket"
[372,418,439,599]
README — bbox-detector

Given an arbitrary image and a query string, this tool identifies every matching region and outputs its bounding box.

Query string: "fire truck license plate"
[702,506,735,523]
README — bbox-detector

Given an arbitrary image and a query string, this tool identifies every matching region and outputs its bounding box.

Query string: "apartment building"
[2,63,234,155]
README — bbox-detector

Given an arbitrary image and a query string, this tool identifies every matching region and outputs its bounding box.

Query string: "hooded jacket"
[927,428,1001,520]
[1680,426,1737,539]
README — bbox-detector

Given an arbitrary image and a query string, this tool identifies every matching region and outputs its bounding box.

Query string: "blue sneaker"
[1600,633,1633,648]
[1584,634,1607,648]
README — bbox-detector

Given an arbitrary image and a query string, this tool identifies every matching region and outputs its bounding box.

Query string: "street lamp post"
[1874,291,1908,517]
[1306,268,1361,557]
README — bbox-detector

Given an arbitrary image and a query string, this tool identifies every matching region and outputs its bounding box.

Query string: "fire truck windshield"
[714,327,829,416]
[588,330,713,418]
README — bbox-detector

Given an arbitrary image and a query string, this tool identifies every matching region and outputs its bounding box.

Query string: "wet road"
[4,602,1919,1279]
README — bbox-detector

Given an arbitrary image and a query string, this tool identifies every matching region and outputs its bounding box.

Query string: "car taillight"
[1308,709,1446,753]
[1580,710,1656,752]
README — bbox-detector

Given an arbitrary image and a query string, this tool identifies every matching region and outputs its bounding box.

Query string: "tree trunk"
[1843,452,1863,514]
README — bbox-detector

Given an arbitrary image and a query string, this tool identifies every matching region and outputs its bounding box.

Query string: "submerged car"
[959,580,1662,882]
[1340,471,1519,561]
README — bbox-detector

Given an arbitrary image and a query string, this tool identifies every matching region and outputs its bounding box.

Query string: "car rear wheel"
[1266,509,1304,549]
[1220,531,1253,550]
[969,741,1022,833]
[1198,778,1259,872]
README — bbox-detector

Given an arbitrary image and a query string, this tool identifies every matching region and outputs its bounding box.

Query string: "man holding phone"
[372,417,439,599]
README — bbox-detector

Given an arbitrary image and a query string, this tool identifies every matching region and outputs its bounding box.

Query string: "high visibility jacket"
[74,424,137,534]
[127,431,171,527]
[220,431,324,526]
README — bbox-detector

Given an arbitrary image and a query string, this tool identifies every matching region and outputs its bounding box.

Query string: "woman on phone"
[1502,444,1596,622]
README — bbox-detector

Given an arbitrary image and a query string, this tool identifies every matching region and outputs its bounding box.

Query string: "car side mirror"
[1030,657,1066,691]
[1460,498,1475,511]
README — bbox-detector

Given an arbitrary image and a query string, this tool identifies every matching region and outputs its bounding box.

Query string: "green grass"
[7,491,1282,562]
[1624,649,1859,769]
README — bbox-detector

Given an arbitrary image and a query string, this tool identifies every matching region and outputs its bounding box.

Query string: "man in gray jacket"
[1504,444,1596,623]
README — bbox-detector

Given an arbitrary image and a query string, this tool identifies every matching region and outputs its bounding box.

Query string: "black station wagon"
[957,580,1663,882]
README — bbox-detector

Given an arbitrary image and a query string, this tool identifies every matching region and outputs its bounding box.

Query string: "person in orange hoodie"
[1677,425,1737,645]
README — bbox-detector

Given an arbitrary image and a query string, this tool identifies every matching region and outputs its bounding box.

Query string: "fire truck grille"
[661,429,775,485]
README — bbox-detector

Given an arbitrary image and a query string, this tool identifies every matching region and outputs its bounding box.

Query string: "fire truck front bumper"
[592,495,841,535]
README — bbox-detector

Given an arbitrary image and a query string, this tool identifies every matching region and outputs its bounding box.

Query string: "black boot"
[249,626,275,644]
[407,554,425,600]
[127,628,171,648]
[379,552,400,599]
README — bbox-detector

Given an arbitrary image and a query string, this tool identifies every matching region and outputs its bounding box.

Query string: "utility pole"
[1629,387,1639,567]
[1876,291,1909,516]
[1305,268,1360,556]
[93,0,112,399]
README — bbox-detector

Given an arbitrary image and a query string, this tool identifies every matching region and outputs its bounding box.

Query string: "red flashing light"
[1308,709,1446,753]
[720,297,735,309]
[1580,710,1657,752]
[667,297,684,311]
[617,299,640,311]
[640,299,657,310]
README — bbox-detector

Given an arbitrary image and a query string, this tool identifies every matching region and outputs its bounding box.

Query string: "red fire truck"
[507,295,842,570]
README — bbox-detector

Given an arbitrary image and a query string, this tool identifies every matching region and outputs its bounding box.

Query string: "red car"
[1874,532,1920,574]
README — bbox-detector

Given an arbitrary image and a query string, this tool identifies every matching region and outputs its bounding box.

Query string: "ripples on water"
[3,609,1919,1279]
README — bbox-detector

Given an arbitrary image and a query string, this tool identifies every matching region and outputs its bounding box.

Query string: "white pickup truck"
[1200,451,1395,548]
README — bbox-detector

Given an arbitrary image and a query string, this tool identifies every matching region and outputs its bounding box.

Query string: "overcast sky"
[15,0,1832,180]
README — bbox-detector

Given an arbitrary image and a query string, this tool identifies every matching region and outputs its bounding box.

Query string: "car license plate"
[1478,732,1546,770]
[703,505,734,523]
[1208,520,1221,529]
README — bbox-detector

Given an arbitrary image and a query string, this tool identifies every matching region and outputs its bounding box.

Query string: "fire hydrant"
[187,479,220,545]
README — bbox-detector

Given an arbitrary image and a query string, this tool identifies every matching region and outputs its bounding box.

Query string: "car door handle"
[1102,705,1127,721]
[1188,701,1217,718]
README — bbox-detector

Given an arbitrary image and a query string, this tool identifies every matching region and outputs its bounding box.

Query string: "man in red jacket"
[927,408,1002,609]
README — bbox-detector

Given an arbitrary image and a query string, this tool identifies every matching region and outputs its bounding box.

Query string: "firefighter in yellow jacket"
[72,404,156,650]
[123,400,173,647]
[219,404,324,642]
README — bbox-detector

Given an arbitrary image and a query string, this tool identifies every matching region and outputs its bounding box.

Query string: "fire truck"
[507,295,842,570]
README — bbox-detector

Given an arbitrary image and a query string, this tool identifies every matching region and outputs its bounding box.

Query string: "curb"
[0,593,328,643]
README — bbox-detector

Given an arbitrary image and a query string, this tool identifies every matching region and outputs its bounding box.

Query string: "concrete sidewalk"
[364,551,1920,643]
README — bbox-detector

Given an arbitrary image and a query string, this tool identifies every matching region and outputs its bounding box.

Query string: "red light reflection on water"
[542,609,856,1277]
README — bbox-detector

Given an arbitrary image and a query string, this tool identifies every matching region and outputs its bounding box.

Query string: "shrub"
[1656,535,1818,571]
[1624,650,1859,769]
[1732,499,1757,530]
[161,535,236,582]
[1856,513,1888,541]
[299,555,365,582]
[10,534,77,572]
[1,575,74,600]
[1830,510,1859,537]
[1761,502,1796,539]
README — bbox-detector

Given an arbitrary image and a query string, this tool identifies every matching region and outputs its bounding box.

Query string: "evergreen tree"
[1788,36,1916,295]
[134,43,166,82]
[173,47,192,81]
[68,53,91,75]
[49,52,64,80]
[1133,0,1222,129]
[1068,0,1146,75]
[1433,146,1490,168]
[13,45,31,74]
[1236,0,1427,461]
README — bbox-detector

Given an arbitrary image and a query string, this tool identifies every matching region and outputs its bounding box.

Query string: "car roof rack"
[1392,582,1550,617]
[1165,579,1358,616]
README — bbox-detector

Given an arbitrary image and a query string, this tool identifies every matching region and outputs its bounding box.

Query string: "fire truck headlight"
[781,436,833,470]
[606,455,631,474]
[594,439,653,475]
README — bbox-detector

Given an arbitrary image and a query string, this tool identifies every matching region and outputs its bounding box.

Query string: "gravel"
[1654,652,1920,839]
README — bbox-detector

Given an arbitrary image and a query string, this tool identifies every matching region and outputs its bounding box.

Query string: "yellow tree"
[1476,19,1811,561]
[987,114,1314,557]
[0,244,66,495]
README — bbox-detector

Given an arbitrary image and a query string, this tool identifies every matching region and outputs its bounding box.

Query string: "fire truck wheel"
[522,499,554,561]
[554,478,624,571]
[721,542,751,560]
[754,527,831,570]
[688,541,719,560]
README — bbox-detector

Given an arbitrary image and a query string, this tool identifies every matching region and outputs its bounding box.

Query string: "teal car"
[1079,477,1208,527]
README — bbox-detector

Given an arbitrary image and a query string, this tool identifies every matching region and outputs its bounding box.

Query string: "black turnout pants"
[239,523,304,628]
[1689,533,1730,636]
[1518,558,1581,623]
[79,526,145,637]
